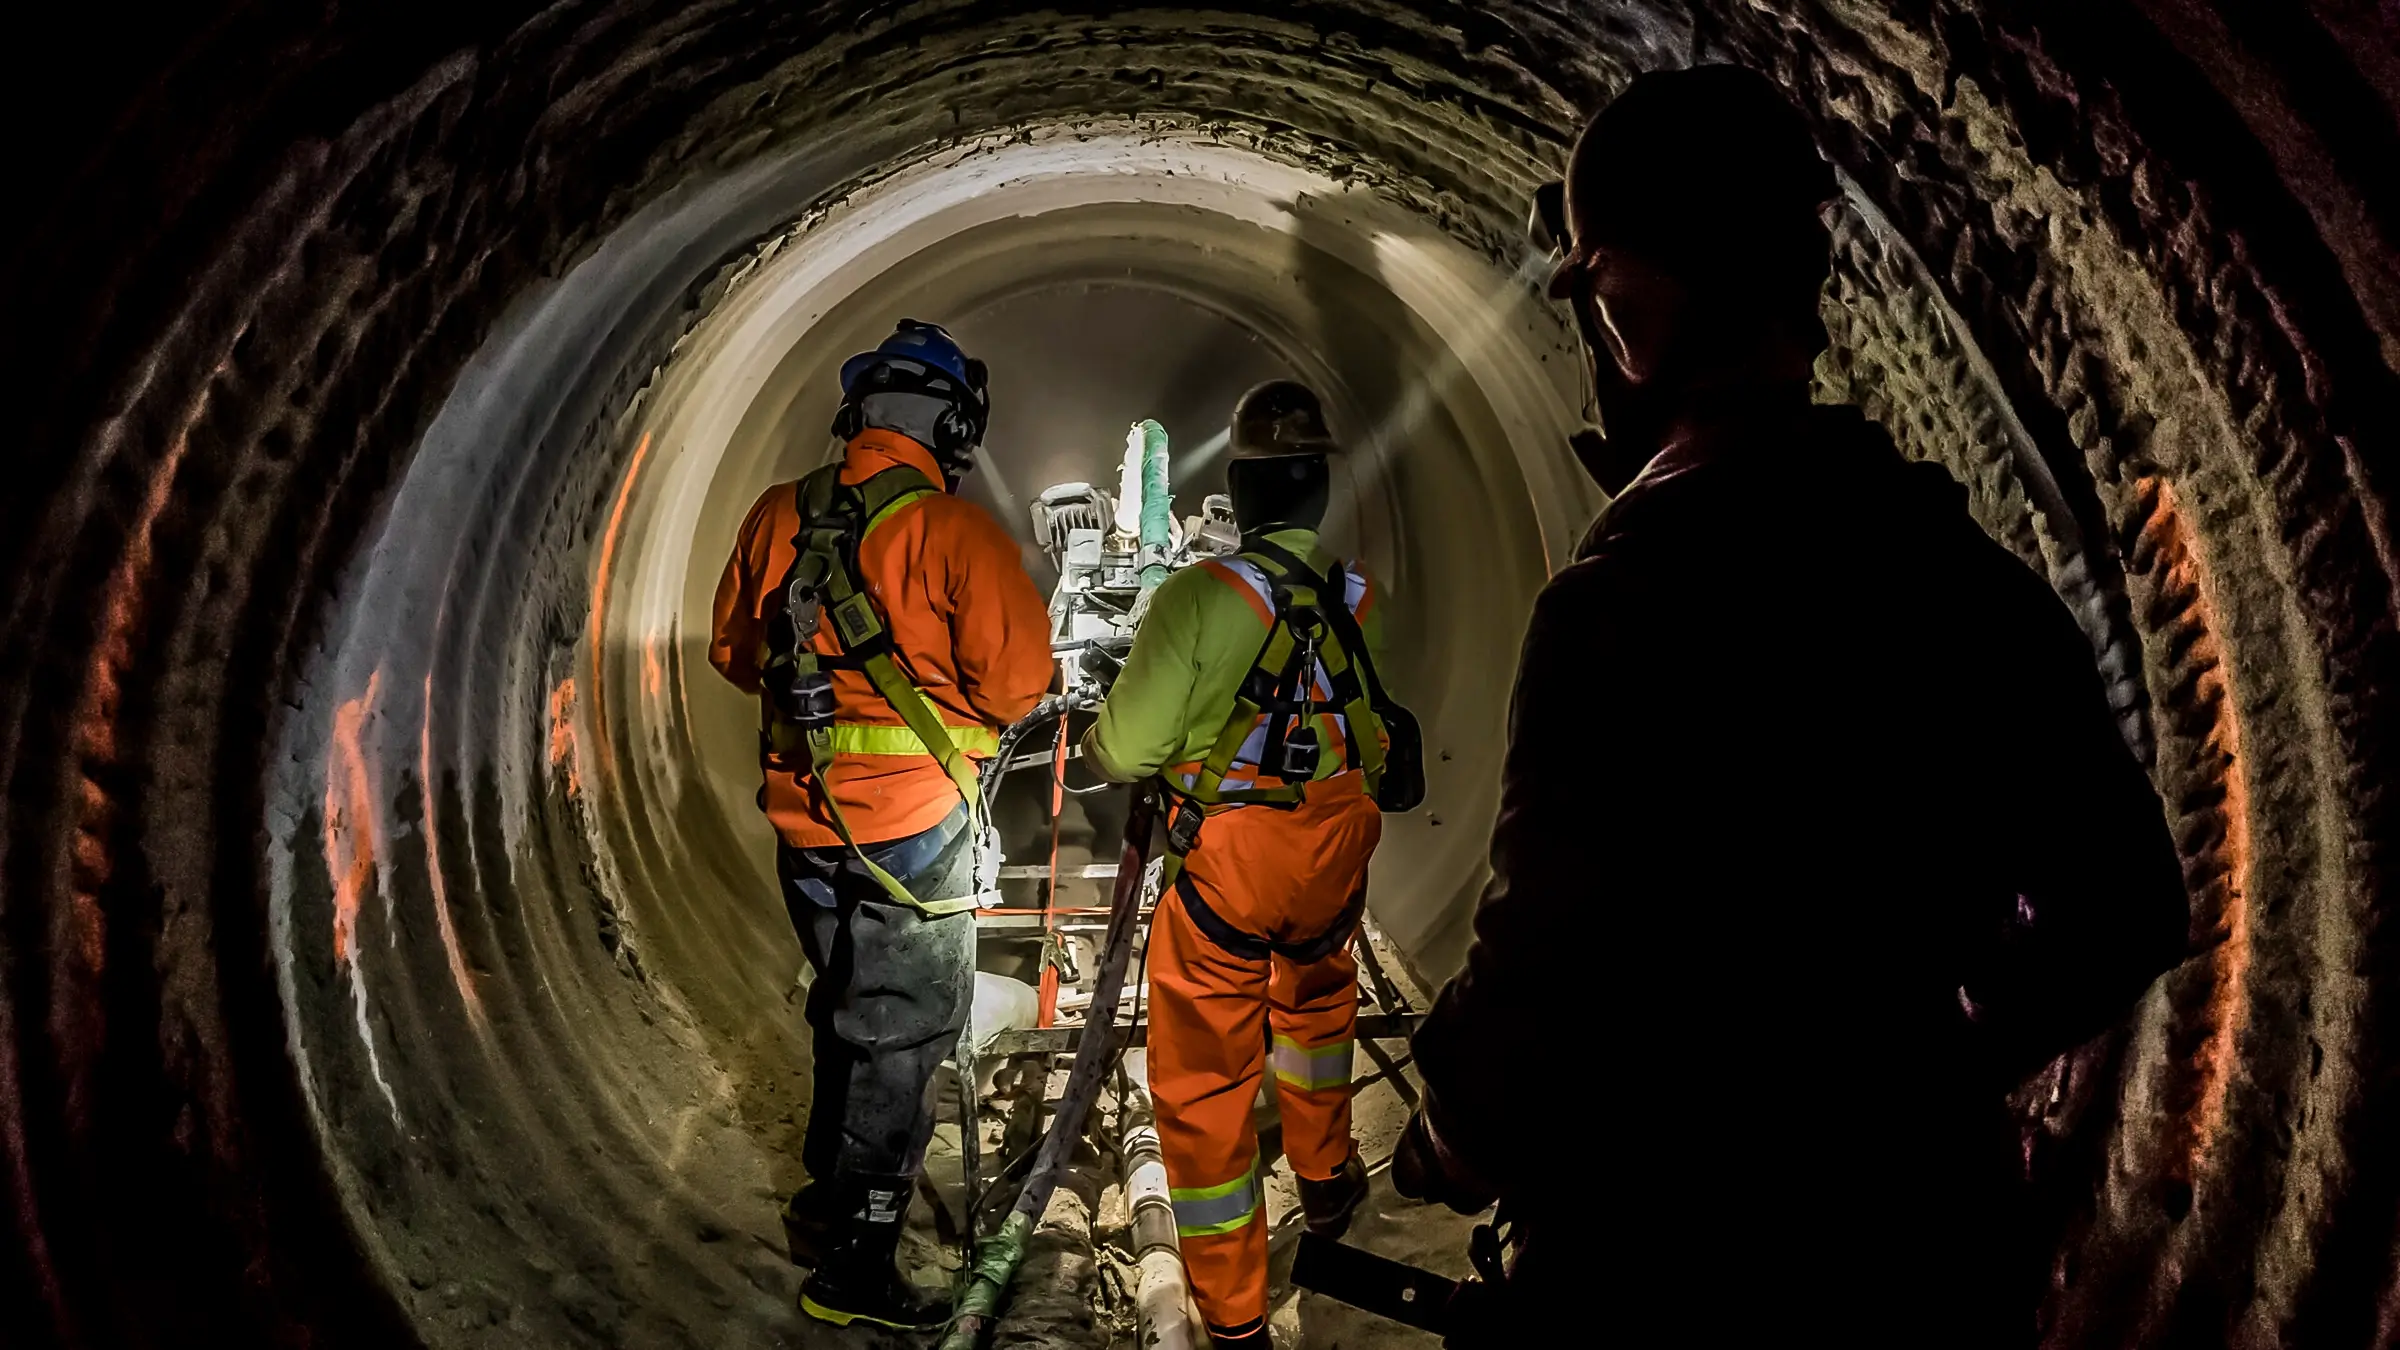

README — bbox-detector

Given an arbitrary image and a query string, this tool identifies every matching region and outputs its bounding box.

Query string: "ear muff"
[829,398,865,442]
[931,396,985,465]
[934,406,969,459]
[938,366,991,464]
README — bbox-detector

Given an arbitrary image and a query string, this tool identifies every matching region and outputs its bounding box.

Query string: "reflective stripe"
[1170,1160,1262,1237]
[1213,555,1369,618]
[1270,1034,1354,1092]
[864,487,937,535]
[829,722,1001,757]
[1201,558,1276,628]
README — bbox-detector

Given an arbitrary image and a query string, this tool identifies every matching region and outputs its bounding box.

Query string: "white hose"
[1121,1051,1199,1350]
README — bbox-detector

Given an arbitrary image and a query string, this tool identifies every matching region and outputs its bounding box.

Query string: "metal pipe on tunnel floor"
[1120,1052,1199,1350]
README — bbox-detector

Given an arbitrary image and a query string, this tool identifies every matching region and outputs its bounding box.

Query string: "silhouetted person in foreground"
[1393,66,2188,1346]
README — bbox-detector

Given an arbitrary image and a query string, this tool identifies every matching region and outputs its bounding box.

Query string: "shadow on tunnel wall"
[1283,190,1472,976]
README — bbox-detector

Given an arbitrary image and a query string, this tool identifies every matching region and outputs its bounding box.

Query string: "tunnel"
[4,3,2398,1347]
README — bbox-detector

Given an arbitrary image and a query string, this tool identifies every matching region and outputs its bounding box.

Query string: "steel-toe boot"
[1297,1151,1370,1240]
[797,1173,950,1330]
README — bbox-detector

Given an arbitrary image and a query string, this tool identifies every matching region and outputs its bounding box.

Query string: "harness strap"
[1156,540,1399,884]
[1245,539,1391,792]
[1156,541,1391,886]
[1173,868,1363,965]
[765,463,982,916]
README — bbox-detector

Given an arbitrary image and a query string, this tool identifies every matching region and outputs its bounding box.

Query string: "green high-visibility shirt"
[1081,528,1387,784]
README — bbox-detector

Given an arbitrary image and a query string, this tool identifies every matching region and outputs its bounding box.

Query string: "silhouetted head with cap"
[1225,379,1335,535]
[1542,65,1839,489]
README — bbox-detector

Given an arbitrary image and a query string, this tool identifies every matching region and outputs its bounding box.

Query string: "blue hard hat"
[840,318,980,396]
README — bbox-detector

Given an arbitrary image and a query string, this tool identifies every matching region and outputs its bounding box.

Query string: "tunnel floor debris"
[841,932,1477,1349]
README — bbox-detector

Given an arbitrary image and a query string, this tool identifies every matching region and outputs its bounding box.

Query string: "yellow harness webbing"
[1158,544,1389,885]
[764,464,985,915]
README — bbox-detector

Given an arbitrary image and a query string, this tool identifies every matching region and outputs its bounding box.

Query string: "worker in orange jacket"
[710,319,1052,1330]
[1084,381,1413,1348]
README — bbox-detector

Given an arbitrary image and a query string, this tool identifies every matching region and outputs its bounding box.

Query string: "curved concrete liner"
[8,6,2400,1350]
[269,126,1588,1347]
[618,128,1592,986]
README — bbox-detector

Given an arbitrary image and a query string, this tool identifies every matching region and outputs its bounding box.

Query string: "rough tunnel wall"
[1715,10,2400,1343]
[1,3,2395,1348]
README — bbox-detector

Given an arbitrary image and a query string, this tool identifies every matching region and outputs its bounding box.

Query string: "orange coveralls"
[709,429,1054,846]
[1082,533,1384,1337]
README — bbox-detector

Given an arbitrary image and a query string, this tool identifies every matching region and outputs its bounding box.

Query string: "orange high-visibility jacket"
[709,430,1054,848]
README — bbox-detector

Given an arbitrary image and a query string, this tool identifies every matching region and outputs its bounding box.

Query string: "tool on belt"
[758,462,996,914]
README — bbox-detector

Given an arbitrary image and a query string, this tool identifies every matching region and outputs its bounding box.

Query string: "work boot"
[1297,1151,1370,1240]
[798,1173,950,1330]
[781,1181,840,1268]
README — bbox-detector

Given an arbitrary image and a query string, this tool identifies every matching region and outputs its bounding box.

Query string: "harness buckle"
[1166,796,1205,856]
[785,585,822,642]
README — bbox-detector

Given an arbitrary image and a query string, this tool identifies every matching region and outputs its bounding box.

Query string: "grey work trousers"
[778,806,977,1184]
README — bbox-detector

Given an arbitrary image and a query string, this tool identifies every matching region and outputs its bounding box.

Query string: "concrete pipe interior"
[5,5,2399,1350]
[276,119,1585,1347]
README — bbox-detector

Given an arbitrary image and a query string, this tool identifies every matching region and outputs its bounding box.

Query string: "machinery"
[975,422,1238,1020]
[1032,422,1240,698]
[939,420,1234,1343]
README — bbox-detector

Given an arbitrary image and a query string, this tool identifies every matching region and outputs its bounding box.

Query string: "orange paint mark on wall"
[587,431,653,785]
[2139,476,2252,1180]
[324,670,384,967]
[66,424,198,980]
[420,673,484,1022]
[642,636,666,701]
[548,677,582,799]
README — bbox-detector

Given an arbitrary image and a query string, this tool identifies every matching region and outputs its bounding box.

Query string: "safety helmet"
[832,318,991,465]
[840,318,981,395]
[1229,380,1339,460]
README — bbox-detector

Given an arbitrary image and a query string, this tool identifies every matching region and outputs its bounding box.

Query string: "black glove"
[1390,1105,1498,1216]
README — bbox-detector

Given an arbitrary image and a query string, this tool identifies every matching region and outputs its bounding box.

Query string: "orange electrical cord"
[1036,714,1070,1027]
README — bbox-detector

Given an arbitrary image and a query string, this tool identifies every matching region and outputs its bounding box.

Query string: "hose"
[1136,419,1173,591]
[1119,1059,1198,1350]
[981,692,1100,822]
[941,784,1161,1349]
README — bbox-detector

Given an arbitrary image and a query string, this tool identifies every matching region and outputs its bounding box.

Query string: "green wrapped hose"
[1137,419,1172,591]
[944,1210,1033,1333]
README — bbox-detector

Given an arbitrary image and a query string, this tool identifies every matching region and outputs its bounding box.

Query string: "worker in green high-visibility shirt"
[1083,381,1408,1349]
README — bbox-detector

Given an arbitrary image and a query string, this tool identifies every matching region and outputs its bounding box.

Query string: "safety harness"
[759,462,992,916]
[1159,537,1423,962]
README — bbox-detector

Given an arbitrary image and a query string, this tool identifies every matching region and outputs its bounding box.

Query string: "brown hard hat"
[1229,380,1339,459]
